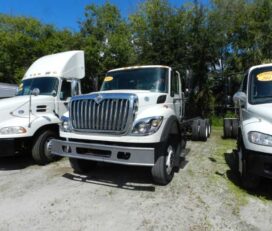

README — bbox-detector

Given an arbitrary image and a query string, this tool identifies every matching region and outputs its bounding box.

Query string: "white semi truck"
[233,64,272,189]
[0,50,85,164]
[51,65,210,185]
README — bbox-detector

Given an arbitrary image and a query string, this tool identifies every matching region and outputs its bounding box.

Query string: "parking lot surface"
[1,128,272,231]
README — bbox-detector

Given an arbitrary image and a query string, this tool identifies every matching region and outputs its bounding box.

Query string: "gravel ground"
[1,128,272,231]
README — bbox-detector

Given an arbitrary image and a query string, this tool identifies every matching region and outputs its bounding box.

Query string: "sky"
[0,0,209,31]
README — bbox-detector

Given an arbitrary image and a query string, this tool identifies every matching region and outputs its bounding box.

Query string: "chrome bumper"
[51,139,155,166]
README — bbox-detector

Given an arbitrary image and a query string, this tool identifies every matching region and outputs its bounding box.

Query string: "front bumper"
[51,139,155,166]
[0,139,15,156]
[247,151,272,178]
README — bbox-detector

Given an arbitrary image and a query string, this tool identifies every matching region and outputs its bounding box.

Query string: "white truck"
[0,83,17,99]
[51,65,210,185]
[233,63,272,189]
[0,50,84,164]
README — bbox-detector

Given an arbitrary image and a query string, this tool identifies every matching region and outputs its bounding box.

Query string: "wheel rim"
[44,137,54,157]
[208,124,211,135]
[166,145,174,175]
[205,126,208,138]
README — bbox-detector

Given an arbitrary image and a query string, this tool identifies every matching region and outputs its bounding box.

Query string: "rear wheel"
[199,119,208,141]
[232,119,239,139]
[223,119,232,138]
[206,119,211,137]
[69,158,97,174]
[152,137,178,185]
[32,130,59,165]
[191,119,200,141]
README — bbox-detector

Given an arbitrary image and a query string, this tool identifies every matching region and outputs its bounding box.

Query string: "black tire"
[69,158,97,174]
[238,136,260,190]
[32,130,59,165]
[223,119,232,138]
[152,137,177,185]
[231,119,239,139]
[206,119,211,137]
[191,119,200,141]
[199,119,208,141]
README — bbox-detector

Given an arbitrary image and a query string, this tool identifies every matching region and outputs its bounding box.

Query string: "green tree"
[79,2,136,91]
[0,14,78,84]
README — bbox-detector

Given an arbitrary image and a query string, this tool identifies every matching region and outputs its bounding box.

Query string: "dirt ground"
[1,128,272,231]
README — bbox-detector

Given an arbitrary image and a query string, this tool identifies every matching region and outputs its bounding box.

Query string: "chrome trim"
[70,93,138,134]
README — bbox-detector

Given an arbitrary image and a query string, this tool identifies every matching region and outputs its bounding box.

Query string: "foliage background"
[1,0,271,116]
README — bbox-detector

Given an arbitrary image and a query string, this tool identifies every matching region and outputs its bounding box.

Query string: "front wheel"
[152,139,177,185]
[238,138,260,190]
[32,130,59,165]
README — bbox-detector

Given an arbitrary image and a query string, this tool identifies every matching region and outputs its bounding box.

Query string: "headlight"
[248,131,272,147]
[131,116,163,136]
[60,116,70,132]
[0,126,27,135]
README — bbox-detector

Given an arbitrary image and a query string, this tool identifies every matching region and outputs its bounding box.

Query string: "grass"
[209,128,249,207]
[210,111,237,127]
[210,115,224,127]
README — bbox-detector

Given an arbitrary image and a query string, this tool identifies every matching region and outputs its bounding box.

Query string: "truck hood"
[248,103,272,123]
[0,95,55,122]
[92,90,166,107]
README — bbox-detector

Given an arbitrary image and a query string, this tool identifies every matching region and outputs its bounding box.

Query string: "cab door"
[171,70,183,121]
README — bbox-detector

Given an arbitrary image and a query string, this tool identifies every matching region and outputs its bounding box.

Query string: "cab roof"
[23,50,85,80]
[108,65,171,73]
[248,63,272,73]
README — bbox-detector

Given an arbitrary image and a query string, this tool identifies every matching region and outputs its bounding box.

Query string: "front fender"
[0,113,60,138]
[242,118,272,154]
[160,115,180,142]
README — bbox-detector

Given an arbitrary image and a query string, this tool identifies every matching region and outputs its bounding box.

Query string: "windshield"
[17,77,59,96]
[100,67,169,93]
[249,67,272,104]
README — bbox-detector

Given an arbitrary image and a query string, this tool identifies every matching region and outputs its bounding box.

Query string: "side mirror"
[233,91,247,108]
[31,88,40,96]
[51,90,57,97]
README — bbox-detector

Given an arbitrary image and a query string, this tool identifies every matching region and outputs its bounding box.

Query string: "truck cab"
[51,65,187,185]
[234,64,272,189]
[0,50,85,164]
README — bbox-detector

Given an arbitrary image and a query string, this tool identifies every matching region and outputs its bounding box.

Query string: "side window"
[241,73,248,93]
[171,71,179,95]
[72,80,80,96]
[60,80,71,100]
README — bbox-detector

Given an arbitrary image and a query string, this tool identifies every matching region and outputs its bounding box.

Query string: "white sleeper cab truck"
[0,50,84,164]
[51,65,210,185]
[0,83,17,99]
[233,64,272,189]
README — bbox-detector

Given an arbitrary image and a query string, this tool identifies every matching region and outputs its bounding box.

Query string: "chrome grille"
[70,94,136,134]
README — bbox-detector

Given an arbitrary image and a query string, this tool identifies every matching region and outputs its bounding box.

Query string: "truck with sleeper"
[0,50,84,164]
[51,65,210,184]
